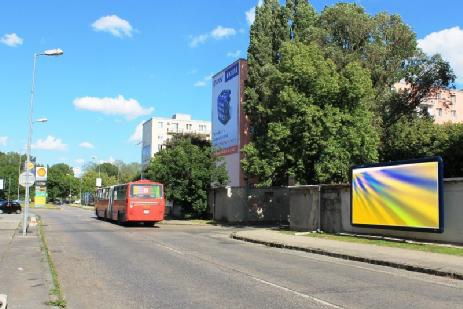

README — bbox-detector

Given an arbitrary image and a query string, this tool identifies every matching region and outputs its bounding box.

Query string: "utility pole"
[17,152,22,200]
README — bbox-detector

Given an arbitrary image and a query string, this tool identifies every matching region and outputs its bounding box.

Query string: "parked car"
[0,199,22,214]
[52,199,63,205]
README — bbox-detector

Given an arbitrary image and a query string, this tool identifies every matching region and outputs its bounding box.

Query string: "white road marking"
[150,239,343,308]
[246,274,344,308]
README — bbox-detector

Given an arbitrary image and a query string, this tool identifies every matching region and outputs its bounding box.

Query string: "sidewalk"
[0,213,51,308]
[232,229,463,280]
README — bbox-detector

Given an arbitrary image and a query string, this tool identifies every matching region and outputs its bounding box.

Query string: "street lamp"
[23,48,63,237]
[91,156,101,178]
[66,173,72,202]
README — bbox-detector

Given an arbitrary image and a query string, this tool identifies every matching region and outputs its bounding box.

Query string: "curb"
[231,233,463,281]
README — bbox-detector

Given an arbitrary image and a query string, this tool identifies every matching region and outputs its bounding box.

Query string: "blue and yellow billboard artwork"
[351,157,443,232]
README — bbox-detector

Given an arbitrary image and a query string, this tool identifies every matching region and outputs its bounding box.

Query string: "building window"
[158,144,163,151]
[157,122,163,128]
[199,124,206,131]
[451,95,456,105]
[186,124,192,131]
[437,93,442,99]
[451,110,456,118]
[437,108,443,116]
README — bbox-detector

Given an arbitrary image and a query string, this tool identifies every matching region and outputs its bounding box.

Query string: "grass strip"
[280,231,463,257]
[38,218,67,308]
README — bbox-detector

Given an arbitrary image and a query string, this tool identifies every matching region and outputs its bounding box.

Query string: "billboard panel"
[212,61,240,155]
[351,157,443,232]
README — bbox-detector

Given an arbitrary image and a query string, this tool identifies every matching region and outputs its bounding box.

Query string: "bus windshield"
[130,184,162,198]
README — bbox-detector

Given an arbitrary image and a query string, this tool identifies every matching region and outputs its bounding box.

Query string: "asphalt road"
[38,206,463,309]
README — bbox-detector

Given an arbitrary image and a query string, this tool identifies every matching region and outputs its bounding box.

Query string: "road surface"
[38,206,463,309]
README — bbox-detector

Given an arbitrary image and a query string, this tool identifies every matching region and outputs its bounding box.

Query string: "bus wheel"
[144,221,155,227]
[117,212,125,226]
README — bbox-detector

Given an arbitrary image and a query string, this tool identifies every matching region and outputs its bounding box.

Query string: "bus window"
[130,184,162,198]
[117,186,127,200]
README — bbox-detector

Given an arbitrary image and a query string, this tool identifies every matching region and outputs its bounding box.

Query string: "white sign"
[0,179,3,190]
[212,61,240,156]
[19,172,36,187]
[35,166,48,181]
[96,177,102,187]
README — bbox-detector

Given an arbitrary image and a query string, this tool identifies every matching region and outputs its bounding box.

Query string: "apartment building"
[141,114,211,166]
[394,81,463,124]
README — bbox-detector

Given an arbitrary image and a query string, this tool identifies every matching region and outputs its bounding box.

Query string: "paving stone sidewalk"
[232,229,463,280]
[0,214,51,308]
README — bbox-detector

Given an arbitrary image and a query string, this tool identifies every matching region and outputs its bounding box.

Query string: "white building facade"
[141,114,211,166]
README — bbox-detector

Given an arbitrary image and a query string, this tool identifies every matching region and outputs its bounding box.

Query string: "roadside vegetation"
[243,0,460,186]
[145,135,228,217]
[281,230,463,257]
[38,218,66,308]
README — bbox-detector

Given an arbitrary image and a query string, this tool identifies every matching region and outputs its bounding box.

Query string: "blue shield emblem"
[217,89,231,125]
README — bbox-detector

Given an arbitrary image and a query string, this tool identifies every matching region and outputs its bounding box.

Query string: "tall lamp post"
[66,173,72,202]
[23,48,63,237]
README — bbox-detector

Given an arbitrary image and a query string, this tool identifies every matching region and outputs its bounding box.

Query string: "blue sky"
[1,0,462,171]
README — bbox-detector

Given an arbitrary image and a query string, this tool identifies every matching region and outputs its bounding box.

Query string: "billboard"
[351,157,443,232]
[212,61,240,156]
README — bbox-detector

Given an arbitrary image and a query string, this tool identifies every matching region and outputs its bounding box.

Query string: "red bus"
[95,179,165,226]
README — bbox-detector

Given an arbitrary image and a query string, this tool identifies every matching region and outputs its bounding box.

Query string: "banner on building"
[211,61,240,155]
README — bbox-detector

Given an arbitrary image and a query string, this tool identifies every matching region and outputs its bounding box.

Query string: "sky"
[1,0,462,172]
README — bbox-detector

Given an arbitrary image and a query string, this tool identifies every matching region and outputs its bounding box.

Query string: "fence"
[209,179,463,244]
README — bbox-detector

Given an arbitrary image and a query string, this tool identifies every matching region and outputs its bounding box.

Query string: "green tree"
[0,152,26,200]
[48,163,75,200]
[243,1,456,186]
[243,42,378,185]
[145,136,228,215]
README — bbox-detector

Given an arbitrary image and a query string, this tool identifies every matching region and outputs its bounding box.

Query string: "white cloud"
[194,73,213,88]
[190,34,209,48]
[0,33,23,47]
[0,136,7,146]
[73,95,153,120]
[194,80,207,87]
[92,15,133,38]
[129,121,144,143]
[32,136,67,151]
[418,26,463,83]
[79,141,94,149]
[189,26,237,47]
[227,50,241,58]
[246,0,263,26]
[100,156,115,164]
[211,26,236,39]
[75,158,85,165]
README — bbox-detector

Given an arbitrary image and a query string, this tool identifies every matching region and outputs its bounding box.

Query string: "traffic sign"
[26,162,35,170]
[19,172,36,187]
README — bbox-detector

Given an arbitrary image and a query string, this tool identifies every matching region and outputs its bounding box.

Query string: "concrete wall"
[210,187,289,224]
[288,186,320,231]
[210,179,463,244]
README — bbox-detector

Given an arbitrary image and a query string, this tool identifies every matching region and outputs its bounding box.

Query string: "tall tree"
[242,1,455,186]
[243,42,378,185]
[145,136,228,215]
